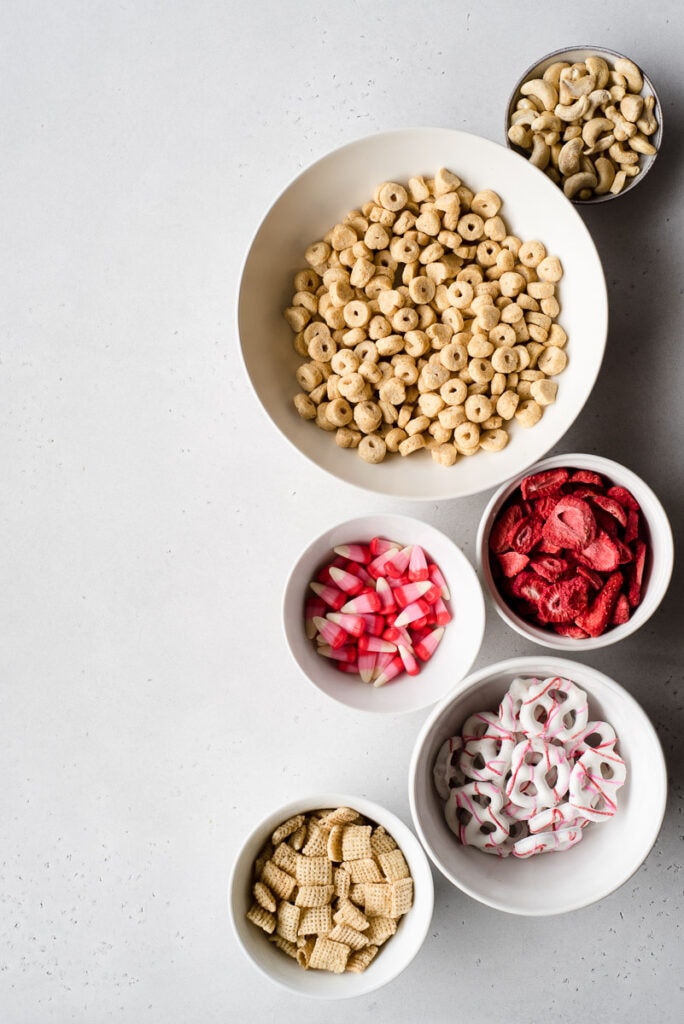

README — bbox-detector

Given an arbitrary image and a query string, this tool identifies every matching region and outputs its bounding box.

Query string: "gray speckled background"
[1,1,682,1021]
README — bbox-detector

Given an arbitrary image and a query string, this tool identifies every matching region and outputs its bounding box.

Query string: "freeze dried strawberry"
[576,564,604,590]
[606,485,639,511]
[568,470,605,487]
[489,502,524,554]
[510,570,547,606]
[611,593,631,625]
[624,508,641,545]
[510,514,544,554]
[533,495,560,520]
[627,538,647,607]
[614,538,635,564]
[589,493,628,528]
[537,576,590,623]
[521,468,569,500]
[577,530,621,572]
[552,622,590,639]
[542,495,597,550]
[575,572,623,637]
[530,555,569,582]
[498,551,530,577]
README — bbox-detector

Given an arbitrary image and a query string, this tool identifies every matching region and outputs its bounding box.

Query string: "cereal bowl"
[283,513,486,714]
[229,793,434,998]
[409,656,667,915]
[476,453,674,650]
[506,46,663,204]
[238,127,607,499]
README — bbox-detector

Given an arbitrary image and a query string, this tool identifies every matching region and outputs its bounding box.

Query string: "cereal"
[433,675,626,857]
[246,807,414,974]
[285,169,566,466]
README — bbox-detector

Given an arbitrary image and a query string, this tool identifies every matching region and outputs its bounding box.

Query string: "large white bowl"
[283,513,485,714]
[229,794,434,998]
[238,127,607,499]
[476,453,674,650]
[409,656,667,916]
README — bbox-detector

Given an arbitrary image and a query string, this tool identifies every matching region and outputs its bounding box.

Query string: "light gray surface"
[1,2,682,1021]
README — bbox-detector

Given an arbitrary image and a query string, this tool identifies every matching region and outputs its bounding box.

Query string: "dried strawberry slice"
[510,514,544,555]
[530,555,569,582]
[627,538,647,608]
[489,502,524,554]
[611,593,631,625]
[606,485,640,511]
[577,530,621,572]
[575,572,623,637]
[533,495,560,520]
[510,570,547,606]
[520,468,569,500]
[576,564,604,590]
[588,493,628,528]
[552,622,590,639]
[568,470,605,487]
[537,576,590,623]
[623,508,641,545]
[542,495,597,550]
[614,538,635,564]
[497,551,530,577]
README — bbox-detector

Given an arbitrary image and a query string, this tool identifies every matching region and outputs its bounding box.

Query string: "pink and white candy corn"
[333,542,371,564]
[408,544,429,582]
[328,565,364,596]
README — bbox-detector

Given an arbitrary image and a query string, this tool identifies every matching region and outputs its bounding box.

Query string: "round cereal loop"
[465,393,493,423]
[377,181,408,212]
[303,320,331,345]
[468,358,495,384]
[308,333,337,362]
[326,397,353,427]
[457,264,484,287]
[391,307,419,333]
[434,167,462,194]
[343,300,371,328]
[350,257,375,288]
[515,398,543,428]
[330,349,360,376]
[489,323,516,348]
[359,361,384,386]
[376,335,405,357]
[353,400,383,434]
[330,223,357,251]
[296,362,324,392]
[305,240,331,268]
[368,315,392,341]
[357,433,387,464]
[419,241,445,265]
[398,433,426,456]
[293,393,317,420]
[500,302,524,324]
[419,363,450,392]
[390,235,420,263]
[491,347,520,374]
[392,355,419,385]
[408,275,436,305]
[327,279,354,308]
[447,280,474,309]
[294,268,320,292]
[375,250,397,275]
[378,376,406,406]
[457,212,485,241]
[385,426,408,452]
[417,392,445,419]
[476,240,501,267]
[315,402,337,431]
[518,240,547,268]
[479,427,509,452]
[338,372,367,403]
[473,305,500,333]
[484,215,507,241]
[354,339,378,364]
[405,414,430,437]
[415,210,441,237]
[536,255,563,283]
[498,271,527,298]
[454,421,481,451]
[432,443,458,467]
[471,189,502,219]
[530,378,558,405]
[439,342,468,373]
[335,426,361,448]
[439,378,468,407]
[438,404,467,429]
[467,334,494,359]
[496,389,520,420]
[364,223,390,250]
[537,346,568,376]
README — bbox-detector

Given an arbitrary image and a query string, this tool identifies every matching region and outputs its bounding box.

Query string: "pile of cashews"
[508,54,659,200]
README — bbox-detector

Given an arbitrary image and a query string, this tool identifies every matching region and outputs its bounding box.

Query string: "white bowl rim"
[281,512,486,714]
[228,792,435,997]
[408,654,668,915]
[236,126,608,500]
[475,452,674,650]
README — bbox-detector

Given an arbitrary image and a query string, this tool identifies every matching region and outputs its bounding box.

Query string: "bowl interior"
[229,794,434,998]
[238,127,607,499]
[476,453,674,651]
[505,46,663,205]
[283,514,486,714]
[409,656,667,915]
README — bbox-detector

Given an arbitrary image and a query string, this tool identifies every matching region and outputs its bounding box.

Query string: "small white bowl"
[476,453,674,651]
[505,46,663,204]
[409,656,667,916]
[238,127,607,499]
[229,794,434,998]
[283,513,485,714]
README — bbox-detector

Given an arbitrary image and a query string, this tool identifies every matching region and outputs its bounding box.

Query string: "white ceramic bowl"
[409,656,667,915]
[505,46,663,204]
[238,127,607,499]
[229,793,434,997]
[476,453,674,651]
[283,513,485,714]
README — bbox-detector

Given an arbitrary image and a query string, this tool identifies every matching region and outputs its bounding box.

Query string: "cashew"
[582,117,614,149]
[609,70,627,89]
[511,109,537,127]
[508,124,532,149]
[554,95,590,122]
[586,132,615,155]
[520,78,558,111]
[636,95,658,135]
[557,136,583,176]
[529,133,551,170]
[559,72,596,103]
[530,111,562,133]
[609,168,628,195]
[594,156,616,195]
[563,170,597,199]
[604,105,637,141]
[584,89,612,118]
[608,141,640,165]
[614,57,643,93]
[563,124,582,141]
[516,97,541,112]
[542,60,570,86]
[542,130,561,146]
[620,93,644,123]
[628,132,657,156]
[585,56,610,88]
